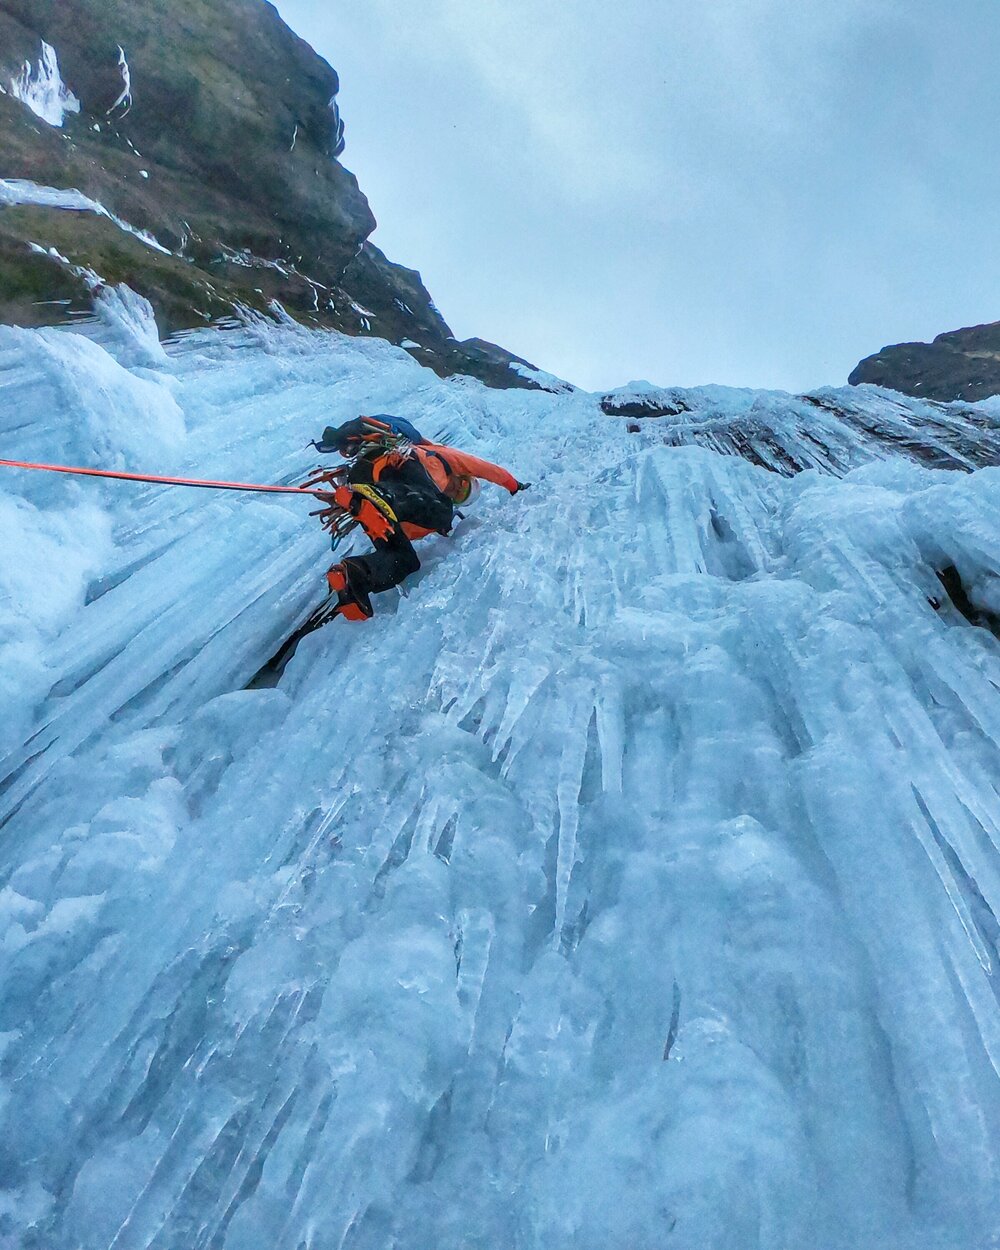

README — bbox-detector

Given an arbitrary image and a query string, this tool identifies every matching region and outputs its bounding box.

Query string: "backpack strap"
[425,448,455,476]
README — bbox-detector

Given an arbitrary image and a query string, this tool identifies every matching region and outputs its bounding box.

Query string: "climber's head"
[446,474,480,506]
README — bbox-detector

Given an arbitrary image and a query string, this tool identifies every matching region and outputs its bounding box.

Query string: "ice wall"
[1,298,999,1249]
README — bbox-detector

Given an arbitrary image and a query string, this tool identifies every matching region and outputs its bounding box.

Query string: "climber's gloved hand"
[333,484,359,513]
[513,481,532,493]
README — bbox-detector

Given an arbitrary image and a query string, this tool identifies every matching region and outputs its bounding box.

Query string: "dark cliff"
[0,0,544,389]
[850,320,1000,403]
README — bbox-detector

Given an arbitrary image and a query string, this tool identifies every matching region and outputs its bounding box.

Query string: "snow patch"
[9,41,80,129]
[510,360,577,393]
[107,45,132,118]
[329,94,345,157]
[0,179,171,255]
[28,240,104,298]
[1,181,105,214]
[218,245,292,278]
[216,247,329,312]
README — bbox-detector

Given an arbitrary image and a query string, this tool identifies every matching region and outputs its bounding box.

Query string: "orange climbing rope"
[0,457,337,498]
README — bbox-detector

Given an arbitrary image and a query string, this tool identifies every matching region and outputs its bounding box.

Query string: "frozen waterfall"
[1,295,1000,1249]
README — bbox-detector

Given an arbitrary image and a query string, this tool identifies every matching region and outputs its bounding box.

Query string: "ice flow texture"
[1,293,1000,1249]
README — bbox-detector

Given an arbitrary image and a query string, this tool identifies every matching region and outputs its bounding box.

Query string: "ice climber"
[313,415,529,620]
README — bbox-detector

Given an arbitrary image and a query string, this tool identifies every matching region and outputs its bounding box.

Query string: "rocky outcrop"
[599,387,693,419]
[850,320,1000,403]
[0,0,544,389]
[0,0,369,275]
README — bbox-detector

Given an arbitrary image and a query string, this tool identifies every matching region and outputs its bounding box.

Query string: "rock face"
[0,0,544,389]
[850,321,1000,403]
[599,386,693,419]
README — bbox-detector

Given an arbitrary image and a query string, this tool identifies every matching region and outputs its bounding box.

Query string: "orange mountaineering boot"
[326,560,374,621]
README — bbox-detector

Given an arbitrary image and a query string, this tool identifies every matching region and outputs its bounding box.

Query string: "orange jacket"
[372,443,519,497]
[418,444,519,495]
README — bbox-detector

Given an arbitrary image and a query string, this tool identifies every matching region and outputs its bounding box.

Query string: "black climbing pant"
[341,478,453,599]
[344,527,421,596]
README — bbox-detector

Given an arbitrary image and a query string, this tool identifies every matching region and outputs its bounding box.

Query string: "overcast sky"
[275,0,1000,393]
